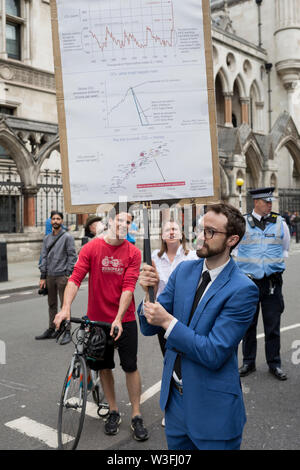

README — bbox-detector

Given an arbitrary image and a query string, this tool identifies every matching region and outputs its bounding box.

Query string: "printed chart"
[55,0,215,205]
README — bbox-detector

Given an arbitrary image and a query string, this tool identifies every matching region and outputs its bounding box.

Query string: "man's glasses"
[195,227,228,240]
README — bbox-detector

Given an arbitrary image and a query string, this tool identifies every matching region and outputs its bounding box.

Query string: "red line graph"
[89,1,175,52]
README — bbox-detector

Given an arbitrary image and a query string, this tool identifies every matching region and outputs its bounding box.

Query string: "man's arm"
[39,237,48,280]
[111,290,133,340]
[166,283,259,370]
[39,238,48,289]
[282,219,290,257]
[53,281,79,330]
[138,262,178,336]
[65,234,78,275]
[108,247,141,340]
[139,262,160,302]
[54,243,91,330]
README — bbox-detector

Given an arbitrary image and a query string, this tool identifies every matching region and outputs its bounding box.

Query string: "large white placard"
[54,0,216,206]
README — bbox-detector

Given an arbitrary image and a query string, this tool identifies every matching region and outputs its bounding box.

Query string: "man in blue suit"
[138,203,259,450]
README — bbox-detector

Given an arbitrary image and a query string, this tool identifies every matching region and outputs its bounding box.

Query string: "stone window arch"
[249,80,264,132]
[232,75,247,127]
[232,80,241,127]
[215,74,225,126]
[270,173,277,188]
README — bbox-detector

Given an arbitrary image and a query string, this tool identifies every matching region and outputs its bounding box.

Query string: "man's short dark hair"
[206,203,245,250]
[108,203,133,220]
[51,210,63,219]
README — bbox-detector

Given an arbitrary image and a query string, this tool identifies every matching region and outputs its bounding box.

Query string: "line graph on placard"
[107,82,152,127]
[89,0,175,52]
[81,0,177,60]
[105,79,179,128]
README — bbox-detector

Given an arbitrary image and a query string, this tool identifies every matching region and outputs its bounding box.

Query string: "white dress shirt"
[165,258,231,384]
[165,258,231,339]
[152,245,198,298]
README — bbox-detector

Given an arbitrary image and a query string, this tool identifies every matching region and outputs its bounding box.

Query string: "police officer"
[236,187,290,380]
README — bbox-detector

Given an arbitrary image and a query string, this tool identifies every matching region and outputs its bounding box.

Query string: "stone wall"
[0,232,83,263]
[0,232,161,264]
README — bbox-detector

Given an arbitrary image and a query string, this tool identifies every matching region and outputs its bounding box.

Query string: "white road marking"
[0,394,15,401]
[63,397,99,419]
[0,381,28,392]
[0,295,10,300]
[5,416,73,448]
[140,380,162,404]
[4,323,300,449]
[1,379,32,388]
[17,291,33,295]
[127,380,162,406]
[256,323,300,339]
[59,398,108,419]
[135,324,300,405]
[85,401,103,418]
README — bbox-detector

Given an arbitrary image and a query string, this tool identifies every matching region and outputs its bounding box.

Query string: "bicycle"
[56,316,118,450]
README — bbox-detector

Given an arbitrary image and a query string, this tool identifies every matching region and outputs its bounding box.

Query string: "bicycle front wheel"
[57,355,87,450]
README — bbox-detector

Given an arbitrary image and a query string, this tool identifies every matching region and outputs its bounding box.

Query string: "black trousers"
[47,275,70,331]
[242,275,284,368]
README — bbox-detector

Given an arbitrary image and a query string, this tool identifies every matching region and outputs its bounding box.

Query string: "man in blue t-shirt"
[45,211,67,234]
[126,215,138,245]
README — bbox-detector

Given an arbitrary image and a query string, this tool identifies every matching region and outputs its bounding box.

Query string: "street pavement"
[0,240,300,451]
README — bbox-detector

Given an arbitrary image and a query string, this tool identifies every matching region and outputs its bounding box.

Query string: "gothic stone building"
[0,0,300,259]
[211,0,300,213]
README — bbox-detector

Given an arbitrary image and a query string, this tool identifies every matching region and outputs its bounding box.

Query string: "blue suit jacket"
[138,257,259,441]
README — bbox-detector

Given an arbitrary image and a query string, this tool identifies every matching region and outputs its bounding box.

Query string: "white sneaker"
[161,416,165,427]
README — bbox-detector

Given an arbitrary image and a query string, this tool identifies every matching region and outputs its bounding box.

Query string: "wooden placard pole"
[143,206,155,303]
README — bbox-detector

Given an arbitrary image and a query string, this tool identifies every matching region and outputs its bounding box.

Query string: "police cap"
[248,187,275,202]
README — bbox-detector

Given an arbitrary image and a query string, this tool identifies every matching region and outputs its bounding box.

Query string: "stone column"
[224,92,233,127]
[240,98,250,125]
[0,0,7,59]
[255,101,265,133]
[77,214,89,226]
[275,0,300,112]
[23,0,31,65]
[23,188,37,233]
[284,81,299,118]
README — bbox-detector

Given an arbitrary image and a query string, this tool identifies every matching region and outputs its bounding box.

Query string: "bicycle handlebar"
[69,317,112,329]
[56,316,119,342]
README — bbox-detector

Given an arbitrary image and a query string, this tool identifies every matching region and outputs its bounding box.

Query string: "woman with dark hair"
[152,220,198,303]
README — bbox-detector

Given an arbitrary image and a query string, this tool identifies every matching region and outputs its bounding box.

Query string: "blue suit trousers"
[165,385,242,450]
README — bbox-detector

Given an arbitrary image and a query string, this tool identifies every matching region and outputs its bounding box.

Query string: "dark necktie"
[254,215,268,231]
[174,270,211,381]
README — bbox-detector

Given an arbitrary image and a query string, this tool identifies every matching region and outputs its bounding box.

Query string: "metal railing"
[35,169,77,231]
[0,166,77,233]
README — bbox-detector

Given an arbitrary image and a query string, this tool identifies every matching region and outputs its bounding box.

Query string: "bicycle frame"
[61,320,107,409]
[62,324,87,407]
[57,316,115,449]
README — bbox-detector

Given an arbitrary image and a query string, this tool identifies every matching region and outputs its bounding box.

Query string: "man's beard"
[196,239,227,259]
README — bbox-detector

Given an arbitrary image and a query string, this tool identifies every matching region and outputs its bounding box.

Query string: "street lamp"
[236,178,244,212]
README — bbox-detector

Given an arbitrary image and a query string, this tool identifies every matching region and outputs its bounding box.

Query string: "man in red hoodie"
[54,204,148,441]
